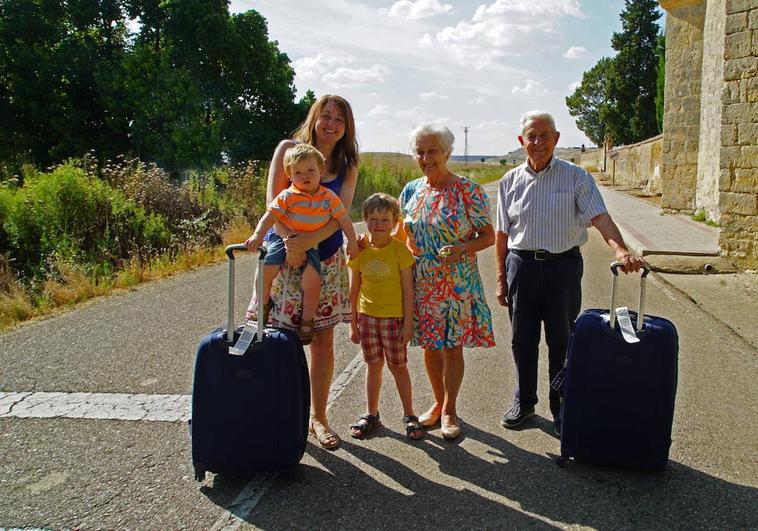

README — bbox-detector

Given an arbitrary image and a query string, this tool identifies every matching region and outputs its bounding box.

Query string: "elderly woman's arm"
[438,223,495,263]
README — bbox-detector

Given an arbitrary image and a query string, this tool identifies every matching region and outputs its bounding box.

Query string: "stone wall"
[696,1,726,221]
[578,148,604,172]
[660,1,705,212]
[608,135,663,195]
[719,2,758,269]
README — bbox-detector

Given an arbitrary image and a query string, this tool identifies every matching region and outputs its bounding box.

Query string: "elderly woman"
[399,123,496,440]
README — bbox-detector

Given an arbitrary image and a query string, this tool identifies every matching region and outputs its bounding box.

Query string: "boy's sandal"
[349,413,381,439]
[297,318,315,346]
[403,415,425,441]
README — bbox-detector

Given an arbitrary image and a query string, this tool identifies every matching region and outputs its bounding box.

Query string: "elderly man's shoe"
[500,399,534,429]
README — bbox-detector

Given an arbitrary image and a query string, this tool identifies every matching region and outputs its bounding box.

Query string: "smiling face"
[365,208,397,247]
[519,118,560,172]
[315,100,346,146]
[414,134,450,181]
[287,156,322,194]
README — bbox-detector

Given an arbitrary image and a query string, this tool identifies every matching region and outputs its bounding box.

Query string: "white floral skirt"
[263,248,352,331]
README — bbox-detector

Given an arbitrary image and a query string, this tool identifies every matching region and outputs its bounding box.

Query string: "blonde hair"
[283,143,326,177]
[362,192,401,222]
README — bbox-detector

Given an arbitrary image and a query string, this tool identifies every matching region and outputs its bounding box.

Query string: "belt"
[511,247,580,261]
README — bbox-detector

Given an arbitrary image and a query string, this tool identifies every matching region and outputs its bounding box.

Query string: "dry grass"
[0,217,254,331]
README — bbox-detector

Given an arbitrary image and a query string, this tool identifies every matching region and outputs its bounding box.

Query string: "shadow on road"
[200,422,757,529]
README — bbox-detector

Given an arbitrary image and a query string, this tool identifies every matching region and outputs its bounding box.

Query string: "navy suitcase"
[556,262,678,471]
[190,244,310,481]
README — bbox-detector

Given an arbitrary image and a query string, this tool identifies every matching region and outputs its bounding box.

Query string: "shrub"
[3,163,171,281]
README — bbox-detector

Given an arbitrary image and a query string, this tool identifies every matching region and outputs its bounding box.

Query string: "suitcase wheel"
[555,456,567,468]
[194,466,206,482]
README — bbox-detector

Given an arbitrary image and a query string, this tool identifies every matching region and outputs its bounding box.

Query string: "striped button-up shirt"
[495,157,607,253]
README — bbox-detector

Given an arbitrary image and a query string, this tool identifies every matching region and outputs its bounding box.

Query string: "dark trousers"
[505,249,583,419]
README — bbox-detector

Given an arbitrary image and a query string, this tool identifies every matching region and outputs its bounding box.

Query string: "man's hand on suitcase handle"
[615,251,645,274]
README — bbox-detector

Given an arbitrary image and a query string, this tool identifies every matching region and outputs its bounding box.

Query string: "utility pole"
[463,126,470,166]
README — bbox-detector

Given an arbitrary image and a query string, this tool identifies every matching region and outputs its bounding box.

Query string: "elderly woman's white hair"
[409,123,455,155]
[519,110,557,135]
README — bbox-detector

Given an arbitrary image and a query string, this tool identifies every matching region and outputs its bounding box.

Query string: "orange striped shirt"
[268,184,346,232]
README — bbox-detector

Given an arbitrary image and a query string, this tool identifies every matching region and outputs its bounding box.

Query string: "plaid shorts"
[356,313,408,367]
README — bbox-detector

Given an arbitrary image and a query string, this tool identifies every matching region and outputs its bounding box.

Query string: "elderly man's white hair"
[409,122,455,155]
[519,110,557,135]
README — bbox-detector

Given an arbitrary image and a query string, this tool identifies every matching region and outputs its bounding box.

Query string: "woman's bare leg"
[308,327,339,448]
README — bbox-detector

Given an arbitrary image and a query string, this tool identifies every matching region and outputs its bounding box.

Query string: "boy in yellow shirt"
[348,193,423,440]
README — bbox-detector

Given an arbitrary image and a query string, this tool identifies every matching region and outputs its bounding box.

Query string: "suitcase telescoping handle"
[224,244,267,343]
[609,261,651,332]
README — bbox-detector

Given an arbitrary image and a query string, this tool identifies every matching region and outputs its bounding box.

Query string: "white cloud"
[470,96,486,105]
[293,54,354,80]
[418,91,449,101]
[383,0,453,19]
[563,46,590,59]
[396,106,427,119]
[322,65,391,88]
[569,80,581,92]
[424,0,586,68]
[368,104,392,117]
[511,79,548,96]
[418,33,434,48]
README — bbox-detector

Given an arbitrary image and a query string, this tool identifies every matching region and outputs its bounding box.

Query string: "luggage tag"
[615,306,640,344]
[229,322,258,356]
[550,366,568,392]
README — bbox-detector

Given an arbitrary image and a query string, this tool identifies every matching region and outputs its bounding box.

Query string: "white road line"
[1,351,367,528]
[0,391,190,422]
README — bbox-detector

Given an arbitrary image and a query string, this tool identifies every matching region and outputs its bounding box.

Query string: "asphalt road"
[1,184,756,529]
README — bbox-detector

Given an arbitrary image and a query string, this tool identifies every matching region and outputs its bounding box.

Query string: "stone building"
[659,0,757,268]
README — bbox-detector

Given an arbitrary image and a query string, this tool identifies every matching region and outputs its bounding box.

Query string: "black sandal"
[403,415,425,441]
[350,413,381,439]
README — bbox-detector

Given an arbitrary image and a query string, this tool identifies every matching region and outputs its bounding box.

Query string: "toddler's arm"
[246,211,275,252]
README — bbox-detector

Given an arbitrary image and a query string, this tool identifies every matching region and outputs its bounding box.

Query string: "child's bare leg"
[300,264,321,324]
[388,363,415,417]
[246,265,279,320]
[350,358,383,438]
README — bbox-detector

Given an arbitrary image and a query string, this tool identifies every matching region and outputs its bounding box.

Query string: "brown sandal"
[309,418,340,450]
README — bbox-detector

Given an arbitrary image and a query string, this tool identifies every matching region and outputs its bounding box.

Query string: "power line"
[463,126,470,166]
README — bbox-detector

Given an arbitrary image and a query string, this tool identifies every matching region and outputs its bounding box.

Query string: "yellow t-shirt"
[348,238,416,318]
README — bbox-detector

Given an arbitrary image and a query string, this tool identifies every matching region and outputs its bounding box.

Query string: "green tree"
[566,57,614,146]
[566,1,662,147]
[655,32,666,134]
[1,1,309,174]
[608,0,662,144]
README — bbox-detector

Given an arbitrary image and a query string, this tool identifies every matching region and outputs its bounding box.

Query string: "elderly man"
[495,110,644,436]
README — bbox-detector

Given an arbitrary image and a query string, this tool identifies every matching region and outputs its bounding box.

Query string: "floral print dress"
[399,176,496,350]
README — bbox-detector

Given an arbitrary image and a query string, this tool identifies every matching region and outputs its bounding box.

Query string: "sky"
[230,0,664,156]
